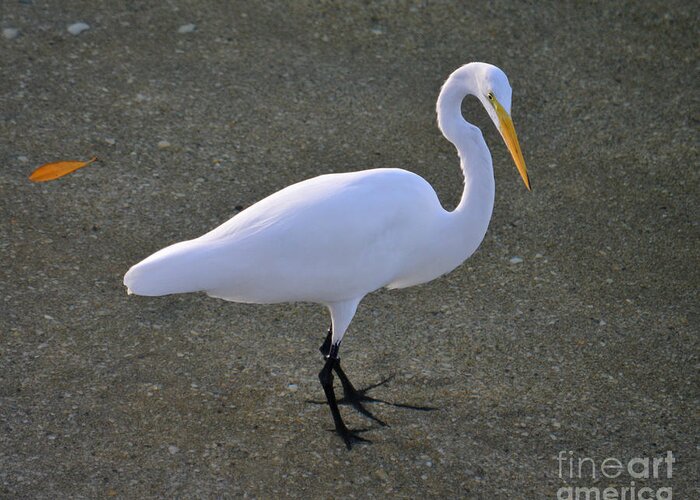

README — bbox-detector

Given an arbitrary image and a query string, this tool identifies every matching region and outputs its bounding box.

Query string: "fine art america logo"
[556,450,675,500]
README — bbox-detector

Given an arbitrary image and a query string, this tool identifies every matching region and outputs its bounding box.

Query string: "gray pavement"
[1,1,697,498]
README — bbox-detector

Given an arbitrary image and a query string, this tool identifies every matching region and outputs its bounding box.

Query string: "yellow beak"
[494,99,531,191]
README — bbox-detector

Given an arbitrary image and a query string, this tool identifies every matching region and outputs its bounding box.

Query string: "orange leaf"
[29,156,98,183]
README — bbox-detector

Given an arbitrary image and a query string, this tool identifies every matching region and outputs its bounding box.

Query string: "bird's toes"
[385,401,438,412]
[305,398,328,406]
[341,384,437,413]
[333,426,372,450]
[357,375,395,393]
[340,396,389,426]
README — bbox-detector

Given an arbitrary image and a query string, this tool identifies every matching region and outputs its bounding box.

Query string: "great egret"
[124,62,531,449]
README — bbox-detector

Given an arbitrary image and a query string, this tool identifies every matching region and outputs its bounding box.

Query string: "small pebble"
[3,28,20,40]
[168,445,179,455]
[509,256,524,264]
[287,383,298,392]
[17,155,29,163]
[67,22,90,36]
[177,23,196,34]
[105,138,116,146]
[374,469,389,481]
[157,140,171,150]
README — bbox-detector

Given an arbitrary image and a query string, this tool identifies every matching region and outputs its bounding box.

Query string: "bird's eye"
[487,92,494,101]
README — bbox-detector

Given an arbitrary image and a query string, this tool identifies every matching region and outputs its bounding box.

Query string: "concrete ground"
[1,0,697,498]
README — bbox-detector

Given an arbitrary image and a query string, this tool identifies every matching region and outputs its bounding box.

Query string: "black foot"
[340,371,436,414]
[335,368,391,426]
[318,354,372,450]
[332,425,372,450]
[309,371,437,423]
[315,327,437,449]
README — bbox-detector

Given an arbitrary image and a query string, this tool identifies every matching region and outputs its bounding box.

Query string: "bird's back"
[124,168,447,304]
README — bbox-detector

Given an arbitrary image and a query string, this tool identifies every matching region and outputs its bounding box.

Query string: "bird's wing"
[124,168,443,303]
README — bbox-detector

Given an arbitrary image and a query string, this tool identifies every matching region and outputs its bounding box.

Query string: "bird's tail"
[123,239,215,296]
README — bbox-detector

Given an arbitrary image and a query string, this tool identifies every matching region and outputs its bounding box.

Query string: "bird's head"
[473,63,531,191]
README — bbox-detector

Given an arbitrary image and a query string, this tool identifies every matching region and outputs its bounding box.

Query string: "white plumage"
[124,62,530,448]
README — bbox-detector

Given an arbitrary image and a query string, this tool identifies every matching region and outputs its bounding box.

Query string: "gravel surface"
[1,1,697,498]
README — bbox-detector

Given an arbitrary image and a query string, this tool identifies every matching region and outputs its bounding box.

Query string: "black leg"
[318,347,370,449]
[319,325,332,357]
[335,362,436,412]
[333,360,389,426]
[314,325,436,446]
[319,326,386,423]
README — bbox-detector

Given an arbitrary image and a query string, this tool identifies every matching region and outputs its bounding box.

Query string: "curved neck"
[436,67,495,258]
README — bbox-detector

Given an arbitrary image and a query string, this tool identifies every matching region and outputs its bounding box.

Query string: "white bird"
[124,62,531,449]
